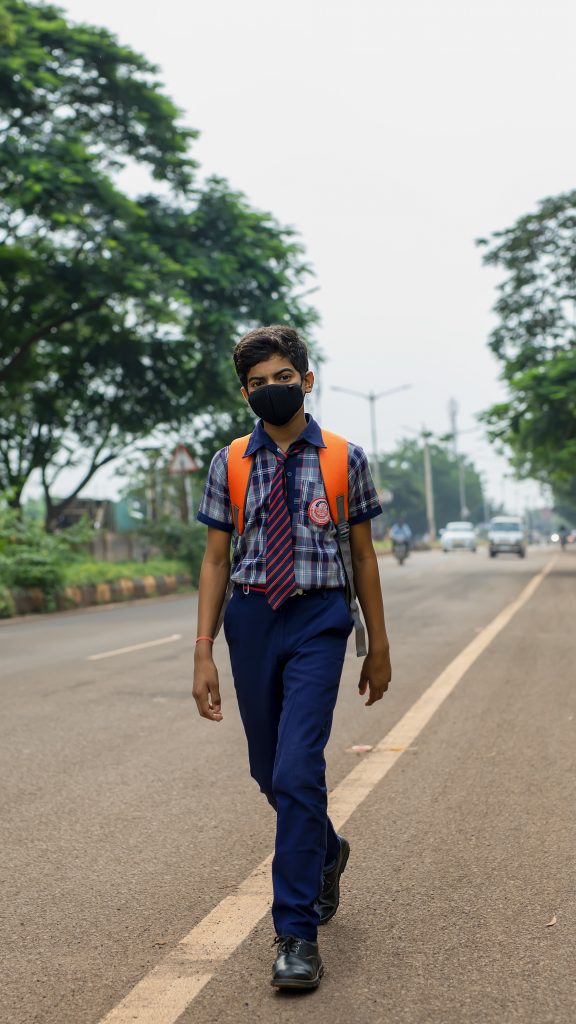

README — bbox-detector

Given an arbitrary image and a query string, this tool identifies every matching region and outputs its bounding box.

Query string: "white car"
[488,516,526,558]
[441,521,477,552]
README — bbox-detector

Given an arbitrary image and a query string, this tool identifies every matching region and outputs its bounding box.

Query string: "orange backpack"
[221,428,366,656]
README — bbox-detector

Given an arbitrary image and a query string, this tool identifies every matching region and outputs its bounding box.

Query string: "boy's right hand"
[192,653,223,722]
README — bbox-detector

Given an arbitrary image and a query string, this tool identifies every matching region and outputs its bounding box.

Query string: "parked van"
[488,516,526,558]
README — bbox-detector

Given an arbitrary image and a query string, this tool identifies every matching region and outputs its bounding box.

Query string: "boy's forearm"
[195,555,231,650]
[352,550,389,654]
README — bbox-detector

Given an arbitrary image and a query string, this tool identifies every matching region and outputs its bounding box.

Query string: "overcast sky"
[54,0,576,511]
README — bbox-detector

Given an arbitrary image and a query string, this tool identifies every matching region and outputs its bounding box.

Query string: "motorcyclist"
[390,517,413,548]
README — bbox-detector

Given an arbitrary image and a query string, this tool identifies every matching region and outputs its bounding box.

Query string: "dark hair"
[233,324,309,388]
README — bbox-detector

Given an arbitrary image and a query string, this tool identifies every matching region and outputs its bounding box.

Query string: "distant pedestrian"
[193,325,392,990]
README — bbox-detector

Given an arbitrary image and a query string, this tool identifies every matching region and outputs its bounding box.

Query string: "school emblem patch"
[308,497,330,526]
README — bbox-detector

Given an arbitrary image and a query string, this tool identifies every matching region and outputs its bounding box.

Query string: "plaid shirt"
[197,415,382,589]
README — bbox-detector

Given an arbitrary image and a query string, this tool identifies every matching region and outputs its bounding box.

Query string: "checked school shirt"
[197,415,382,591]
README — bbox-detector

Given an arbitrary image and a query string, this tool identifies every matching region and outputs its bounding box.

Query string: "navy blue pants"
[224,587,353,941]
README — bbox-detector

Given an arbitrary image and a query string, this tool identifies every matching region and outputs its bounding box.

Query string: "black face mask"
[248,383,305,426]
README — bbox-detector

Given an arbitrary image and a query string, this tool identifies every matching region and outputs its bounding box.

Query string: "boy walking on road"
[193,325,391,990]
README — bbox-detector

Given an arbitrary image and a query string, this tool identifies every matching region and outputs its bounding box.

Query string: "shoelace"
[273,935,303,955]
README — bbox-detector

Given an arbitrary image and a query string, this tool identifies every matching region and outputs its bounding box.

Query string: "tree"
[477,192,576,499]
[0,1,316,527]
[377,439,484,534]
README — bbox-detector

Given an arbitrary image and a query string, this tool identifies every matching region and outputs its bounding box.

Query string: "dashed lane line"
[87,634,182,661]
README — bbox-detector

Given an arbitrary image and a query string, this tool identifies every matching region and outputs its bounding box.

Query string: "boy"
[193,324,391,990]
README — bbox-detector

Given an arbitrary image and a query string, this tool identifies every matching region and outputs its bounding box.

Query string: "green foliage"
[378,439,485,534]
[0,586,15,616]
[478,193,576,495]
[62,558,188,586]
[0,1,317,528]
[0,505,93,594]
[0,493,192,597]
[141,517,206,583]
[551,479,576,525]
[0,549,64,593]
[0,505,92,554]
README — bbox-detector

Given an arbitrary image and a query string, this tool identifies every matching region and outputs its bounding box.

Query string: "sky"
[50,0,576,513]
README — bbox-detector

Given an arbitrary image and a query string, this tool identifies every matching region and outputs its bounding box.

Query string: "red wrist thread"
[195,635,215,644]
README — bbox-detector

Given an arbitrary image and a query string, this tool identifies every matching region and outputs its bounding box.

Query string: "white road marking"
[98,557,556,1024]
[87,635,182,661]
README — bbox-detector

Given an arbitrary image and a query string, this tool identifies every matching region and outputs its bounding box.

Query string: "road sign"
[168,444,199,475]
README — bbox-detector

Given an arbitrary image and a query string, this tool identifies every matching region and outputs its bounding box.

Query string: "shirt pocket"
[295,478,333,533]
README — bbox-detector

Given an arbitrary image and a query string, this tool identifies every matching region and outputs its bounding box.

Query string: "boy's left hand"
[358,648,391,706]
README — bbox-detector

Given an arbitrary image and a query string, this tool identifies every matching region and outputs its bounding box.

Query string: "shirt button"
[287,471,292,477]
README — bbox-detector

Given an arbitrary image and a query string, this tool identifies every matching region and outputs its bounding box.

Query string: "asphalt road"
[1,547,574,1024]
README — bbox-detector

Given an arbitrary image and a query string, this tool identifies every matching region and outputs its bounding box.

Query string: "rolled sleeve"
[197,447,233,532]
[347,444,382,525]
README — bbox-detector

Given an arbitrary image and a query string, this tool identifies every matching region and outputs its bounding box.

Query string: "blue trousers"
[224,587,353,941]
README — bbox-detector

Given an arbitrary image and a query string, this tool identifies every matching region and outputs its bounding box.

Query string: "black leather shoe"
[271,936,324,990]
[315,836,350,925]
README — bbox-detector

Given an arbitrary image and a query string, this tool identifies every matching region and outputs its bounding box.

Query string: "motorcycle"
[393,540,409,566]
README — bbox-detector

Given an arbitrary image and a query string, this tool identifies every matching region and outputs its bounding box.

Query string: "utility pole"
[168,444,199,524]
[141,447,161,522]
[368,394,379,487]
[331,383,412,491]
[421,427,436,541]
[311,362,322,423]
[448,398,469,519]
[479,472,489,524]
[401,422,437,540]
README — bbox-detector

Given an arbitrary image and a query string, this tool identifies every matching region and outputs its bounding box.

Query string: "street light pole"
[331,383,412,491]
[479,471,489,524]
[402,423,437,541]
[368,394,379,488]
[448,398,470,519]
[422,428,436,541]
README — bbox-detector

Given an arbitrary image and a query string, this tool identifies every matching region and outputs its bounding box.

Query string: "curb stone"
[5,572,191,618]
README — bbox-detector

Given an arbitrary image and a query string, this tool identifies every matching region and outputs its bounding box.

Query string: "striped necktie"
[265,444,304,609]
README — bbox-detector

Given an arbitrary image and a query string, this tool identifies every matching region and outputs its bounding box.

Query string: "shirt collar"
[243,414,326,457]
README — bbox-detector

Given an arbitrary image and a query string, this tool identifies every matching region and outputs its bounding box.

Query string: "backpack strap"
[227,434,253,534]
[318,430,367,658]
[214,435,252,638]
[317,429,349,524]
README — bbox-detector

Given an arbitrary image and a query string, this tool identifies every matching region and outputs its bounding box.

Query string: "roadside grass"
[62,558,189,587]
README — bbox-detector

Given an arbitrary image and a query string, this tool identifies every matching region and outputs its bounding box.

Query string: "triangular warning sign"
[168,444,199,474]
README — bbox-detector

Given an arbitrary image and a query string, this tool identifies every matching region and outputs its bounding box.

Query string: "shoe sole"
[271,964,325,990]
[318,840,350,926]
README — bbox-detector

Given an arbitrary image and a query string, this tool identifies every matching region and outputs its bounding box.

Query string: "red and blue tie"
[266,447,302,609]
